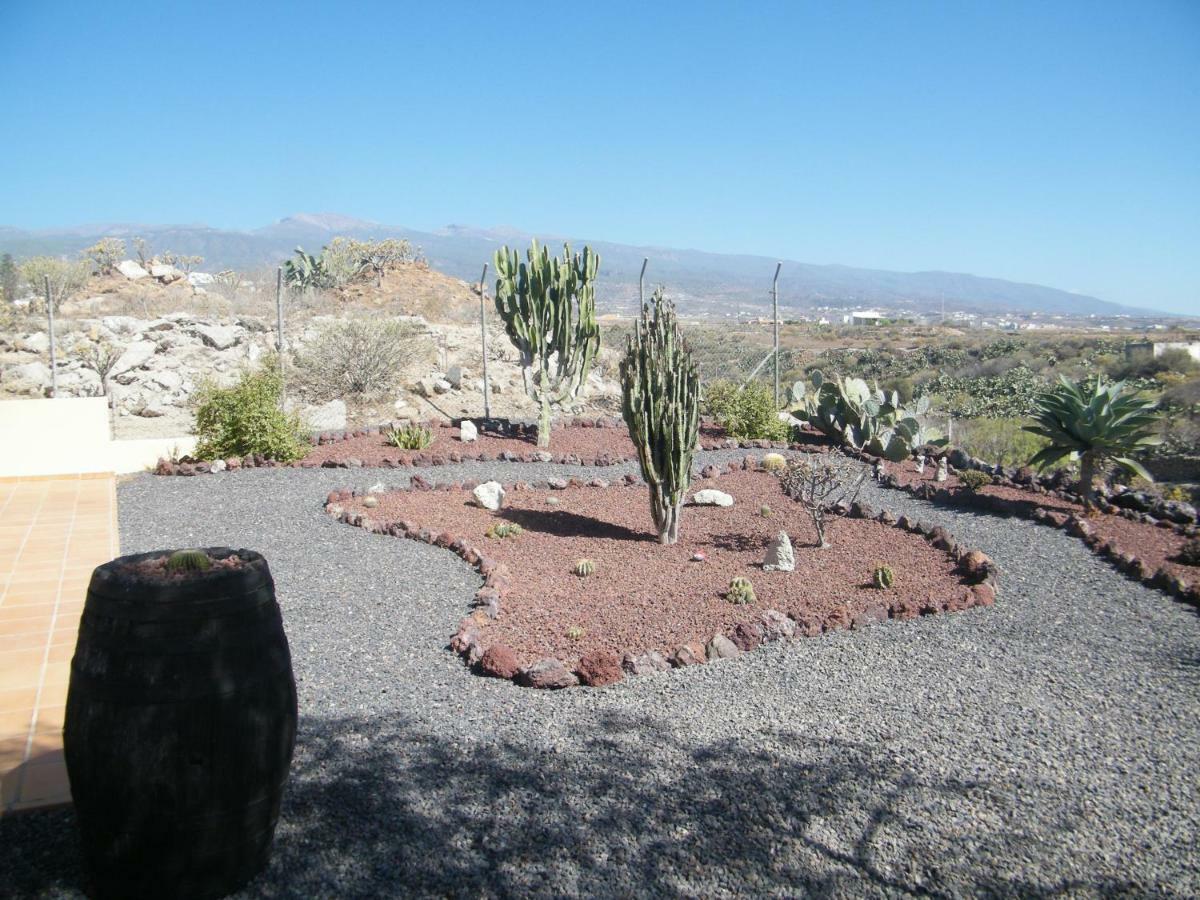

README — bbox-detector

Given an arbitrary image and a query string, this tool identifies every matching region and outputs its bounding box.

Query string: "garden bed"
[880,457,1200,604]
[327,467,995,688]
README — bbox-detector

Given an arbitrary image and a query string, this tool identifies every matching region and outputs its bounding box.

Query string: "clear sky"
[1,1,1197,313]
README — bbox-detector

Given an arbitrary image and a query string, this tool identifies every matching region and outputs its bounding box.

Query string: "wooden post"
[771,262,782,407]
[639,257,648,306]
[275,267,286,405]
[45,275,58,398]
[479,263,491,419]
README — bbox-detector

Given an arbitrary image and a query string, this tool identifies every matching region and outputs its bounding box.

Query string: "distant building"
[844,309,885,326]
[1125,340,1200,362]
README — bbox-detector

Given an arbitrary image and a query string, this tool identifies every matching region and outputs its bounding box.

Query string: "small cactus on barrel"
[165,549,211,573]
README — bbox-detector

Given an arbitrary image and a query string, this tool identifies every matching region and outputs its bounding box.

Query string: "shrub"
[954,417,1050,468]
[777,453,867,548]
[294,318,422,399]
[704,379,789,441]
[193,363,308,462]
[20,256,90,311]
[957,470,992,491]
[1177,539,1200,566]
[84,238,126,275]
[384,423,433,450]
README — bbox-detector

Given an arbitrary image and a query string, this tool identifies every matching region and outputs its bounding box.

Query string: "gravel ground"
[3,451,1199,898]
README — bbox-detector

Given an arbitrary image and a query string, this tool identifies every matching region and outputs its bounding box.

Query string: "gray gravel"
[3,452,1199,898]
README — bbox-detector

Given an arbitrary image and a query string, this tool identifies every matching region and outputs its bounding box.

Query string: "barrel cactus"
[873,564,895,589]
[165,549,211,573]
[485,522,523,539]
[726,576,756,605]
[493,240,600,448]
[762,452,787,472]
[572,559,596,577]
[620,288,700,545]
[566,625,586,641]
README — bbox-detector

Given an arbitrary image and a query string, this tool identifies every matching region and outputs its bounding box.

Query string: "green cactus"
[485,522,523,539]
[726,576,756,604]
[760,504,772,518]
[573,559,596,577]
[620,288,700,545]
[385,423,433,450]
[873,564,895,589]
[791,371,940,461]
[493,241,601,448]
[165,549,211,573]
[566,625,586,641]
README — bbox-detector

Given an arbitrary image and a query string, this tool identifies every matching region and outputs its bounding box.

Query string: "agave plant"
[790,371,940,461]
[1023,376,1161,505]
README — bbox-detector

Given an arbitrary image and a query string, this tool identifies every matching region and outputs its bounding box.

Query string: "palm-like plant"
[1023,376,1161,505]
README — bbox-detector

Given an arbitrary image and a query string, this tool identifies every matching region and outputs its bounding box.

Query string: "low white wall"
[0,397,112,477]
[0,398,196,477]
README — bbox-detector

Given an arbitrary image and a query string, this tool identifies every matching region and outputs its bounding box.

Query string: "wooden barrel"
[64,548,297,900]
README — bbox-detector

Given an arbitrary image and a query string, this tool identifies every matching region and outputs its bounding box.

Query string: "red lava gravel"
[346,471,975,668]
[890,460,1197,586]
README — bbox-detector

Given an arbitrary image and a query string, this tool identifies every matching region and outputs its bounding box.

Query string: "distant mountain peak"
[266,212,383,233]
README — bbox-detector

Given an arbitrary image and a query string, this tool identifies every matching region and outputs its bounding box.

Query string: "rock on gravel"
[693,488,733,507]
[471,481,505,511]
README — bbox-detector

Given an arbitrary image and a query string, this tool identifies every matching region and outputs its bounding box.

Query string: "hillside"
[0,214,1166,318]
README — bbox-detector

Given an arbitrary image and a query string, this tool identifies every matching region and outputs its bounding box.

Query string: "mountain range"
[0,214,1164,318]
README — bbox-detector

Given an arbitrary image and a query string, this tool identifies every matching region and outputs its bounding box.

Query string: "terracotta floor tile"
[24,732,62,760]
[40,661,71,687]
[0,735,28,772]
[0,707,34,738]
[0,604,57,626]
[0,687,38,713]
[0,633,46,654]
[32,705,65,732]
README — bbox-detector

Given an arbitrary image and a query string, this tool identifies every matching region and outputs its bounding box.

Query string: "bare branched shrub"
[293,318,425,399]
[19,257,91,311]
[76,340,123,395]
[777,453,867,548]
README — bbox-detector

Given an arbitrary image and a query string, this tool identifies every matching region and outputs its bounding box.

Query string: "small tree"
[494,240,600,448]
[353,238,416,287]
[0,254,17,306]
[20,256,91,312]
[132,237,152,269]
[1024,376,1161,506]
[160,251,203,274]
[620,289,700,545]
[84,238,126,275]
[76,340,123,396]
[777,454,867,548]
[321,237,367,287]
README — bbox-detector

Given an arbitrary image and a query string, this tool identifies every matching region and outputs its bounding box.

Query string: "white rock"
[304,399,347,431]
[693,489,734,507]
[114,340,157,374]
[150,264,184,283]
[187,272,215,286]
[245,343,264,365]
[116,260,149,280]
[459,420,478,442]
[136,402,168,418]
[433,378,452,394]
[150,370,183,391]
[473,481,505,511]
[762,531,795,572]
[209,459,227,472]
[191,324,240,350]
[6,361,51,388]
[17,332,49,354]
[102,316,143,335]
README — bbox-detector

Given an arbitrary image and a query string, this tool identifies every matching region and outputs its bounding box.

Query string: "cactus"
[791,371,940,461]
[485,522,523,539]
[566,625,586,641]
[620,288,700,545]
[762,452,787,472]
[726,576,756,605]
[384,423,433,450]
[493,241,601,448]
[165,549,211,573]
[573,559,596,577]
[760,504,772,518]
[873,564,895,589]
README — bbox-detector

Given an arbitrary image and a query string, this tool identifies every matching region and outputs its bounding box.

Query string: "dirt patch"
[340,471,982,674]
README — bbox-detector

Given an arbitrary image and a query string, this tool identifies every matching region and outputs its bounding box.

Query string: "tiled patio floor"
[0,474,118,815]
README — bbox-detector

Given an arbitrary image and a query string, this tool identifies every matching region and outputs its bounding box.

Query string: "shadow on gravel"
[497,508,649,543]
[1,710,1145,899]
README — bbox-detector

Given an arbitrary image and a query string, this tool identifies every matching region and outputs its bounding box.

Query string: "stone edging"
[322,458,999,690]
[877,473,1200,608]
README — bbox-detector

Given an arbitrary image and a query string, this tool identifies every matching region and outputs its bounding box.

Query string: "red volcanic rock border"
[323,460,999,690]
[153,418,833,475]
[875,459,1200,608]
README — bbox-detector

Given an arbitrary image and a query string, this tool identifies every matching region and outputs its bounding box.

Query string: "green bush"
[384,422,433,449]
[954,417,1051,468]
[704,379,789,441]
[956,469,992,491]
[193,363,308,462]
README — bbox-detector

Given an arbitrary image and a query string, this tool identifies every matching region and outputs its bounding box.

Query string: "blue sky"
[0,1,1196,314]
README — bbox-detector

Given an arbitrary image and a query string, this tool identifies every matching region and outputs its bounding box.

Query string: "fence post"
[275,266,286,405]
[771,262,781,407]
[44,275,58,398]
[638,257,648,306]
[479,263,491,419]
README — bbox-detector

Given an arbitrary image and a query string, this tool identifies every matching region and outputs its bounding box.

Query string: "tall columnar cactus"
[620,289,700,545]
[493,240,601,448]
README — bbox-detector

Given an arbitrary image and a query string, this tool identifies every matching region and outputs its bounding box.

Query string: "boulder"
[472,481,505,511]
[575,650,624,687]
[958,550,993,582]
[446,365,464,389]
[191,324,239,351]
[187,272,215,286]
[433,378,453,394]
[459,420,478,442]
[6,361,51,389]
[621,651,671,676]
[517,657,579,689]
[760,610,796,641]
[692,489,733,507]
[706,635,740,660]
[670,643,706,667]
[762,531,795,572]
[136,402,168,418]
[150,370,183,392]
[304,399,347,431]
[479,645,521,679]
[113,340,157,374]
[16,332,49,354]
[150,264,185,283]
[115,259,149,280]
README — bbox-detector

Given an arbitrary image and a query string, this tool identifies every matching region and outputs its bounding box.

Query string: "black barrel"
[64,548,297,900]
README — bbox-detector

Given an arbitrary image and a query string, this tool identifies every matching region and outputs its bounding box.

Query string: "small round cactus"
[873,564,895,589]
[573,559,596,577]
[486,522,523,539]
[165,549,211,573]
[726,576,756,605]
[762,452,787,473]
[759,504,772,518]
[363,496,379,509]
[566,625,586,641]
